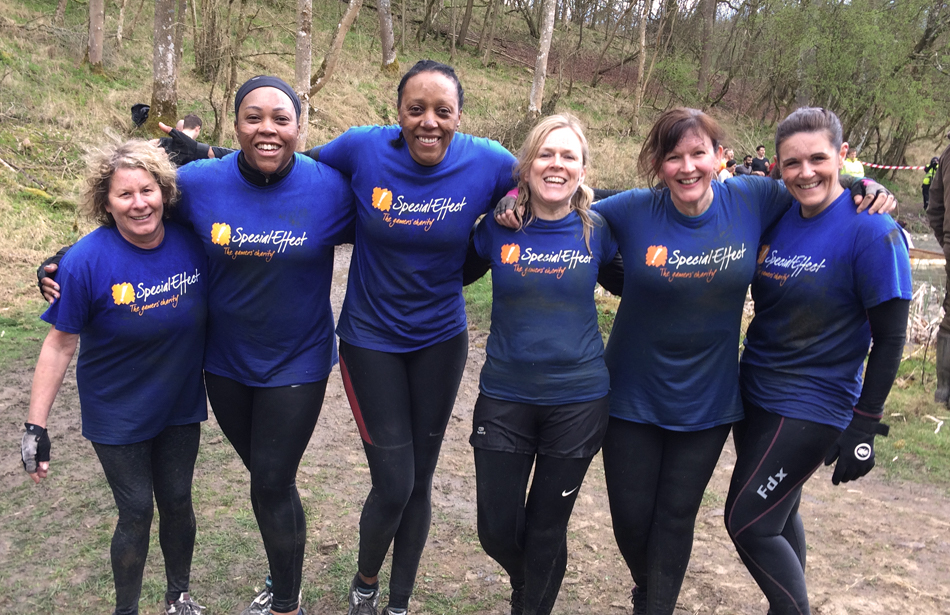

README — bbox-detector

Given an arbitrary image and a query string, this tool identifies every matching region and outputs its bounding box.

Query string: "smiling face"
[397,71,462,166]
[657,129,722,216]
[106,167,165,249]
[234,87,298,175]
[778,130,847,218]
[526,127,586,218]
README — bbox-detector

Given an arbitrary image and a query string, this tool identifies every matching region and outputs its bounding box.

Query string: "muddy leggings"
[204,373,328,613]
[724,400,841,615]
[92,423,200,615]
[339,331,468,610]
[475,450,594,615]
[602,417,732,615]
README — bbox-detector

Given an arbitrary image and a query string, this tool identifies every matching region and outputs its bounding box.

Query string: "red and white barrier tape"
[860,161,927,170]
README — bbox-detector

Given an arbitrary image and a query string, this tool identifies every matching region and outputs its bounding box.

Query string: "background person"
[751,144,769,175]
[725,106,911,615]
[926,134,950,406]
[735,155,754,175]
[923,156,938,210]
[469,114,617,615]
[21,139,208,615]
[842,147,865,178]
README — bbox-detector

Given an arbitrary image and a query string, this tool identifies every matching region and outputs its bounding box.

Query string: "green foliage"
[463,275,493,332]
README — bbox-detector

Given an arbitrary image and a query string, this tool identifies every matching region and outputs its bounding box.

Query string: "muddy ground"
[1,245,949,614]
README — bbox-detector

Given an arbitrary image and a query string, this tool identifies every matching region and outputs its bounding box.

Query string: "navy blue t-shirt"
[41,222,208,445]
[318,125,517,352]
[594,177,790,430]
[474,212,618,404]
[176,153,356,386]
[740,190,913,429]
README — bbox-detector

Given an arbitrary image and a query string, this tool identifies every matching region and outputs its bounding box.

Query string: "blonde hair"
[514,113,597,253]
[83,139,179,227]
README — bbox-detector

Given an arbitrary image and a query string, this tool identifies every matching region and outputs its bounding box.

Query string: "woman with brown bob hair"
[471,114,617,615]
[21,139,209,615]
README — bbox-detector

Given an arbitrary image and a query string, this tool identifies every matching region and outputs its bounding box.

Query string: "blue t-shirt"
[41,222,208,445]
[594,177,791,430]
[318,125,517,352]
[176,153,356,386]
[740,190,913,429]
[474,212,618,404]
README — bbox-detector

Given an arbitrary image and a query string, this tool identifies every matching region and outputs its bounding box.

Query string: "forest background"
[1,0,950,613]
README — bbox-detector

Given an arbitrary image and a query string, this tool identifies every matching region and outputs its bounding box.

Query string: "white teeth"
[419,137,439,144]
[679,178,700,185]
[800,181,820,189]
[544,177,566,184]
[131,214,150,220]
[257,144,279,151]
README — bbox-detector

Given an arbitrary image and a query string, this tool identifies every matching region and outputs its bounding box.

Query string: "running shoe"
[631,586,647,615]
[241,575,274,615]
[347,576,380,615]
[509,587,525,615]
[165,592,205,615]
[380,608,407,615]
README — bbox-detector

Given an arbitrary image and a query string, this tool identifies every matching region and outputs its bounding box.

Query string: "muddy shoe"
[631,586,647,615]
[241,575,274,615]
[165,592,205,615]
[347,575,380,615]
[509,586,525,615]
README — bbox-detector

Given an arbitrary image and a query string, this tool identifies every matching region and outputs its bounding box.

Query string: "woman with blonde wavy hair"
[21,139,209,615]
[468,114,618,615]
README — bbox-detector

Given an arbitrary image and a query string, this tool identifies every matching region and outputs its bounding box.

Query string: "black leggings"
[92,423,200,615]
[602,417,731,615]
[724,401,841,615]
[204,373,327,613]
[475,450,594,615]
[339,331,468,610]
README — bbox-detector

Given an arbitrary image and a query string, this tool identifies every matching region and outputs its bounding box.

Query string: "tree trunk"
[378,0,399,73]
[296,0,313,148]
[590,0,633,87]
[54,0,68,26]
[449,0,457,62]
[400,0,406,54]
[85,0,104,71]
[696,0,715,101]
[477,0,498,60]
[457,0,475,46]
[416,0,441,43]
[309,0,364,98]
[528,0,557,114]
[631,0,648,129]
[115,0,129,44]
[147,0,180,135]
[174,0,187,83]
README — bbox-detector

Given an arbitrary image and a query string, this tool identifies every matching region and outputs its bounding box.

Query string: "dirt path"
[1,245,948,614]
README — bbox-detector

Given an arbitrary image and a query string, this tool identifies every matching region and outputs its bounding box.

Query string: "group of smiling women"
[22,59,910,615]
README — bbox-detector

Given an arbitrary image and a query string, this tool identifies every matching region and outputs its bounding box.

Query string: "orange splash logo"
[645,245,668,267]
[372,187,393,212]
[757,245,769,264]
[211,223,231,246]
[501,243,520,264]
[111,283,135,305]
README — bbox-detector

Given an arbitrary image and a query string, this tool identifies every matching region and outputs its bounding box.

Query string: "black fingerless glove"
[824,414,889,485]
[847,176,891,202]
[36,246,69,293]
[21,422,51,474]
[161,128,210,166]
